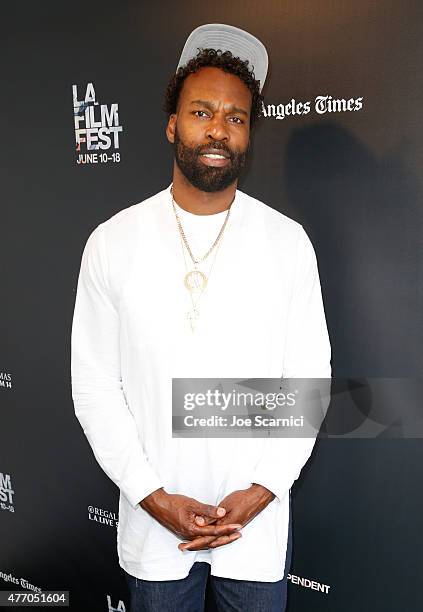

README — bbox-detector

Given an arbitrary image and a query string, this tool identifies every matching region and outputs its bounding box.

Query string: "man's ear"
[166,114,177,144]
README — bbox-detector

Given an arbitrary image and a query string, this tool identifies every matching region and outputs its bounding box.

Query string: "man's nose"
[206,115,229,141]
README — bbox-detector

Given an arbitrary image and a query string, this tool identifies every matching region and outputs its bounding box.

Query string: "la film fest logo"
[88,504,119,528]
[73,82,123,165]
[0,472,15,513]
[106,595,126,612]
[0,372,12,390]
[262,95,364,120]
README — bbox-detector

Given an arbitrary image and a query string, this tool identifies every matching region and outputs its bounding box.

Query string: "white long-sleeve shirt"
[70,183,331,581]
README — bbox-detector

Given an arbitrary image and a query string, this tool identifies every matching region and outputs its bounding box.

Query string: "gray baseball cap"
[177,23,269,92]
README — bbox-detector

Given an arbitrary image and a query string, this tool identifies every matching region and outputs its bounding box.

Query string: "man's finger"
[190,522,242,537]
[208,532,242,549]
[193,502,226,519]
[179,535,216,551]
[179,532,242,551]
[194,515,218,526]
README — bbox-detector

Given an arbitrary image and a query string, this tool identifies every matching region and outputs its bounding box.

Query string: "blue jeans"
[124,496,293,612]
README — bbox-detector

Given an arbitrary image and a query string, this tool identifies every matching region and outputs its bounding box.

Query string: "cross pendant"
[186,308,199,331]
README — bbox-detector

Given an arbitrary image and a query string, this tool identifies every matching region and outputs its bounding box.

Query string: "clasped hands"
[140,484,275,552]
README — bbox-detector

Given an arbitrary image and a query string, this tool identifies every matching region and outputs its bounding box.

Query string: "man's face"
[167,66,252,192]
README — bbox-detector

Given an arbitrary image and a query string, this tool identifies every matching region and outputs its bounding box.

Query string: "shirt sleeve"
[70,223,164,508]
[250,226,332,502]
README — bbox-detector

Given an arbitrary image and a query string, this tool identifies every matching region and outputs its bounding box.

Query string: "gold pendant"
[184,269,207,292]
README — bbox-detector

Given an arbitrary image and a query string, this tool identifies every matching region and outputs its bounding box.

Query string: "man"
[71,23,331,612]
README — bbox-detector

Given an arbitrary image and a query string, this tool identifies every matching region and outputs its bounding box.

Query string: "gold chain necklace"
[170,186,232,292]
[170,186,233,331]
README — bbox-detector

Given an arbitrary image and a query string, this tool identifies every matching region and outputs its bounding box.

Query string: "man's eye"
[229,117,243,124]
[193,110,209,118]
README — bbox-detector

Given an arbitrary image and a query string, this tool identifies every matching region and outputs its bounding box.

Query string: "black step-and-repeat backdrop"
[2,2,422,611]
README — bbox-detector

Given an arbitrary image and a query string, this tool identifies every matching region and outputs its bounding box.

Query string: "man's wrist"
[250,482,275,503]
[139,487,167,511]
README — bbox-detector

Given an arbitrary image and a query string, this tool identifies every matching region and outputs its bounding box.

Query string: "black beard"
[173,127,249,193]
